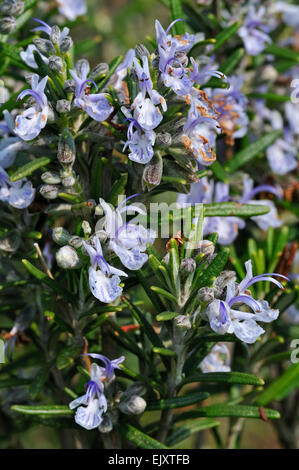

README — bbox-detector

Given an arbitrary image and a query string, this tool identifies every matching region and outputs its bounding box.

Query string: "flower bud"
[119,395,147,416]
[68,235,83,249]
[98,414,113,434]
[198,287,214,303]
[48,55,64,73]
[90,63,109,80]
[40,184,60,200]
[174,315,191,330]
[0,1,24,16]
[156,132,172,148]
[142,152,163,191]
[59,36,73,52]
[199,240,215,257]
[50,25,61,45]
[56,99,71,114]
[58,128,76,166]
[135,43,150,59]
[41,171,61,184]
[122,382,147,399]
[63,79,75,93]
[213,271,236,298]
[56,245,81,269]
[61,176,76,187]
[75,58,90,77]
[0,16,16,34]
[0,229,21,252]
[82,221,92,236]
[52,227,71,246]
[180,258,196,275]
[33,38,55,57]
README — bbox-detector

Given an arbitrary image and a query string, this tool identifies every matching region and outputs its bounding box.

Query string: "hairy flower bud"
[0,0,24,16]
[180,258,196,275]
[98,414,113,434]
[119,395,147,416]
[0,16,16,34]
[52,227,71,246]
[198,287,214,303]
[33,38,55,57]
[199,240,215,257]
[41,171,61,185]
[82,221,92,236]
[58,128,76,166]
[48,55,64,73]
[56,245,81,269]
[175,315,192,330]
[50,25,61,45]
[56,99,71,114]
[69,235,83,249]
[135,43,150,59]
[61,176,76,187]
[59,36,73,52]
[0,229,21,252]
[142,152,163,190]
[63,79,75,93]
[213,270,236,298]
[75,58,90,77]
[89,63,109,80]
[40,184,60,200]
[156,132,172,148]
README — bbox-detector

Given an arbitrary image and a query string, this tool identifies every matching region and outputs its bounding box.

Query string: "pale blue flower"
[200,343,231,373]
[0,167,35,209]
[83,236,127,303]
[83,353,125,382]
[14,74,48,141]
[69,363,107,430]
[203,260,288,343]
[122,107,155,164]
[70,62,113,122]
[57,0,87,21]
[182,114,221,166]
[155,19,194,96]
[0,110,25,168]
[20,44,49,69]
[240,177,282,230]
[274,2,299,29]
[132,56,166,131]
[238,5,272,56]
[100,197,155,271]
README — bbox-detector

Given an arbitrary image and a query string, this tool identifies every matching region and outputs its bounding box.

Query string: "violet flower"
[14,74,49,141]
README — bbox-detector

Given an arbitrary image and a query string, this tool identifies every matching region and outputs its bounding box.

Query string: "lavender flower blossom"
[238,5,272,56]
[69,363,107,430]
[240,177,282,231]
[83,353,125,383]
[100,197,156,270]
[83,236,127,303]
[14,74,48,141]
[0,167,35,209]
[0,110,25,168]
[70,61,113,122]
[200,343,231,373]
[20,44,49,69]
[122,107,156,164]
[155,20,194,96]
[57,0,87,22]
[132,56,166,131]
[203,260,288,343]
